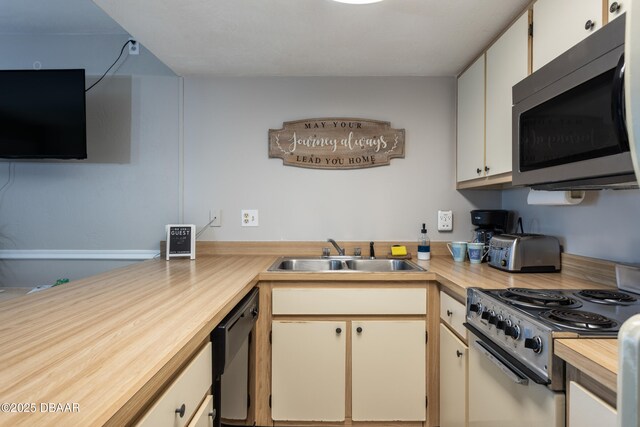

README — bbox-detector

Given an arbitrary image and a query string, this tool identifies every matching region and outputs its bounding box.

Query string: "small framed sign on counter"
[166,224,196,260]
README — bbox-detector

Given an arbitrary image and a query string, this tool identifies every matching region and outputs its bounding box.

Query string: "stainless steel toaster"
[488,234,561,273]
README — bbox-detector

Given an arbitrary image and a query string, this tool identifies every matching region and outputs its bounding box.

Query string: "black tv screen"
[0,69,87,159]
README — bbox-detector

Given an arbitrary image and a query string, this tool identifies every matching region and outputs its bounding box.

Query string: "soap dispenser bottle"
[418,223,431,260]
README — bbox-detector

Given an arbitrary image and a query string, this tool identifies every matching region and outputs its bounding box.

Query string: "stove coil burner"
[576,290,638,305]
[539,309,618,331]
[499,288,582,309]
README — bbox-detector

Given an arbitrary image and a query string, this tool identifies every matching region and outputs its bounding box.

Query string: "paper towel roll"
[526,189,585,206]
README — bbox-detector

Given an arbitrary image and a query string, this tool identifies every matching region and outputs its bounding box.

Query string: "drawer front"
[136,342,212,427]
[272,288,427,315]
[187,395,214,427]
[440,291,467,339]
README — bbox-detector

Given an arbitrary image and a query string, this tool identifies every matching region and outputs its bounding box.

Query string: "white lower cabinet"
[352,320,426,421]
[439,324,468,427]
[136,342,212,427]
[271,321,347,422]
[568,381,616,427]
[187,395,214,427]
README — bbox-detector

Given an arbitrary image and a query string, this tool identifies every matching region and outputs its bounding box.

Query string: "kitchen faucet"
[327,238,345,256]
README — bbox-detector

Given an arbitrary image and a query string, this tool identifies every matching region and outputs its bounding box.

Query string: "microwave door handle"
[611,53,629,149]
[473,340,529,385]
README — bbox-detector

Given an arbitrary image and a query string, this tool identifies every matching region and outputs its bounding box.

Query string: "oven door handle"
[473,340,529,385]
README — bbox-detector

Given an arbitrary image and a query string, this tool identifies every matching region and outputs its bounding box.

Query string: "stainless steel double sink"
[268,257,425,272]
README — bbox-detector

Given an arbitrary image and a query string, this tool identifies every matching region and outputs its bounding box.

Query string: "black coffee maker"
[470,210,509,260]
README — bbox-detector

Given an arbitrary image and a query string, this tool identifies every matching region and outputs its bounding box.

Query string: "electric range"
[465,286,640,387]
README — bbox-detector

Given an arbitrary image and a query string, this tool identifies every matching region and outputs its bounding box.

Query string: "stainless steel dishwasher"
[211,288,259,427]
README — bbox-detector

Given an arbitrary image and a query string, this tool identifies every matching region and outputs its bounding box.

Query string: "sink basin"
[268,257,425,272]
[345,259,422,272]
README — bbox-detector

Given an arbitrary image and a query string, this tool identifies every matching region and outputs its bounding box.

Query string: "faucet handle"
[322,247,330,257]
[353,247,361,257]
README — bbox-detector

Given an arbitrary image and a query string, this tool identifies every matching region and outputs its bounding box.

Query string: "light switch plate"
[241,209,259,227]
[438,210,453,231]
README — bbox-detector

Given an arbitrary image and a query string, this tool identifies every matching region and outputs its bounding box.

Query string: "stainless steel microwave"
[512,14,637,190]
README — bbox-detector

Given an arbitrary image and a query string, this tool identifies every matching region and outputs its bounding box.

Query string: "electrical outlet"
[128,39,139,55]
[209,209,221,227]
[241,209,259,227]
[438,210,453,231]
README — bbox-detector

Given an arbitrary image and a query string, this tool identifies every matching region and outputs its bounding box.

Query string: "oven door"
[468,330,565,427]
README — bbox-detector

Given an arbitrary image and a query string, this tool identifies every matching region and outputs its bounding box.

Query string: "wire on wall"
[85,39,133,93]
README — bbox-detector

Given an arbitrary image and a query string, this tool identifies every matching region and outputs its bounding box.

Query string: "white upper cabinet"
[486,12,530,177]
[608,0,626,21]
[533,0,603,71]
[457,55,485,182]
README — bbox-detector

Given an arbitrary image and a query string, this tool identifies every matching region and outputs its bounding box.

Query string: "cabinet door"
[457,55,485,182]
[608,0,626,22]
[486,12,529,177]
[439,324,468,427]
[568,381,616,427]
[533,0,602,71]
[351,320,426,421]
[271,321,346,422]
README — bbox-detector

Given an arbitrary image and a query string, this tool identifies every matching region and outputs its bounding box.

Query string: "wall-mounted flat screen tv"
[0,69,87,159]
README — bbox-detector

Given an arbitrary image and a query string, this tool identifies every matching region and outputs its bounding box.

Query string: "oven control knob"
[504,325,520,340]
[469,303,482,314]
[481,310,491,320]
[525,337,543,354]
[488,315,498,325]
[496,320,506,330]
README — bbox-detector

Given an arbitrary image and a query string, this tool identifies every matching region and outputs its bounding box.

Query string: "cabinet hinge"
[269,395,272,408]
[425,331,428,343]
[269,330,272,344]
[528,23,534,37]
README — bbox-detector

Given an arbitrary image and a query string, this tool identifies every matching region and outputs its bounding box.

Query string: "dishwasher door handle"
[474,340,529,385]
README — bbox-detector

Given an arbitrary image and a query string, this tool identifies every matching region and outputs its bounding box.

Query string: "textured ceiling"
[2,0,531,76]
[92,0,531,76]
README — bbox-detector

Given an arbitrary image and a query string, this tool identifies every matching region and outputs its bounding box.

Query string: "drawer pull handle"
[446,310,453,317]
[175,403,186,418]
[456,350,463,358]
[585,19,595,30]
[610,2,621,13]
[356,327,363,334]
[476,168,482,174]
[336,327,342,334]
[209,409,217,419]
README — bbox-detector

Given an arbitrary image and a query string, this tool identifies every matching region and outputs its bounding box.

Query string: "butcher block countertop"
[0,251,622,426]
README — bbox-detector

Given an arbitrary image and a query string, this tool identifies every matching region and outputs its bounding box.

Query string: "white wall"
[502,187,640,264]
[0,35,181,285]
[183,77,501,243]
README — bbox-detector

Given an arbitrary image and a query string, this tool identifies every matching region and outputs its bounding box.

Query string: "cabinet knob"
[610,2,621,13]
[356,326,363,334]
[456,350,463,358]
[476,168,482,174]
[484,166,490,172]
[209,409,217,419]
[175,403,186,418]
[336,327,342,334]
[585,19,595,30]
[446,310,453,317]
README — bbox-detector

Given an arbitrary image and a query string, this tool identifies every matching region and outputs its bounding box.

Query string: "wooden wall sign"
[269,118,405,169]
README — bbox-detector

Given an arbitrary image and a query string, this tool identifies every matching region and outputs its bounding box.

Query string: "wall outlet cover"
[241,209,259,227]
[438,210,453,231]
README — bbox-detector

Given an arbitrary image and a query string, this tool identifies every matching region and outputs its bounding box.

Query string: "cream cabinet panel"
[440,291,467,340]
[136,342,212,427]
[439,324,468,427]
[568,381,616,427]
[272,287,426,315]
[486,12,529,177]
[187,395,213,427]
[457,55,486,182]
[608,0,626,21]
[271,321,346,421]
[533,0,602,71]
[351,320,426,421]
